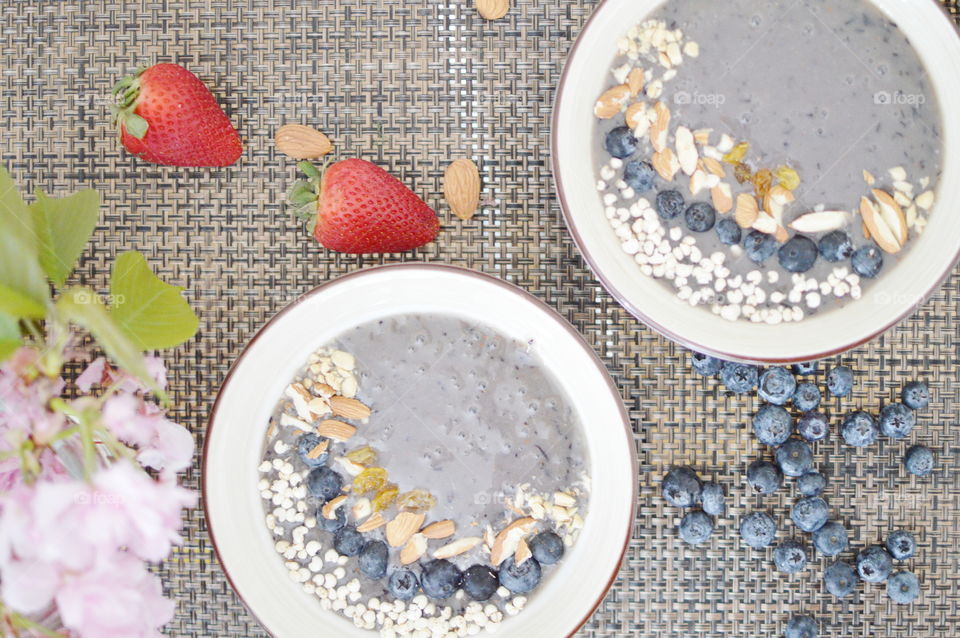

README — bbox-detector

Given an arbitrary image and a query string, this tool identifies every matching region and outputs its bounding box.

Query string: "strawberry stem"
[111,70,147,141]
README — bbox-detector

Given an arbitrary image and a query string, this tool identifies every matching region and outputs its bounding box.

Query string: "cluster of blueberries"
[296,432,564,603]
[605,126,885,278]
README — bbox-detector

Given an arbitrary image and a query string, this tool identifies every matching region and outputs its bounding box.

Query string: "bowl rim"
[550,0,960,364]
[201,262,638,638]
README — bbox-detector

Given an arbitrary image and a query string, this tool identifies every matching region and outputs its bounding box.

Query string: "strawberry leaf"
[29,188,101,288]
[123,113,149,139]
[298,161,320,179]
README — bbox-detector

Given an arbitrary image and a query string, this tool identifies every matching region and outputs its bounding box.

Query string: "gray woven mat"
[2,1,959,636]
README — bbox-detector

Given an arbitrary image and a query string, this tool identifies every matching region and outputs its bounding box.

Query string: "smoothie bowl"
[553,0,960,362]
[203,264,636,638]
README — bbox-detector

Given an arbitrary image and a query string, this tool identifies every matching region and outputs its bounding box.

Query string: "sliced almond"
[752,211,779,235]
[665,41,683,66]
[400,533,428,565]
[306,439,330,460]
[335,456,366,476]
[860,196,901,253]
[863,169,876,185]
[433,537,482,559]
[652,148,680,181]
[735,193,759,228]
[352,498,372,521]
[688,169,708,197]
[863,219,872,241]
[515,537,532,566]
[553,491,577,508]
[625,102,647,131]
[266,421,278,439]
[444,159,481,220]
[915,190,935,210]
[765,185,795,224]
[317,419,356,442]
[475,0,509,20]
[329,396,371,420]
[313,382,335,397]
[872,189,908,244]
[307,397,332,418]
[693,128,713,145]
[357,511,385,533]
[321,495,347,520]
[675,126,698,176]
[774,225,789,243]
[789,211,850,233]
[593,84,631,119]
[422,520,456,540]
[504,497,525,517]
[626,68,645,96]
[386,512,426,548]
[275,124,332,160]
[889,166,907,182]
[490,517,536,566]
[650,102,670,152]
[702,156,725,177]
[279,413,312,431]
[711,183,733,214]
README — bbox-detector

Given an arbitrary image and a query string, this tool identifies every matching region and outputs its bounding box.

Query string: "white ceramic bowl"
[553,0,960,363]
[204,264,636,638]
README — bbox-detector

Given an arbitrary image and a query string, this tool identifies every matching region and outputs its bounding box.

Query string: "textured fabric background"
[1,0,959,636]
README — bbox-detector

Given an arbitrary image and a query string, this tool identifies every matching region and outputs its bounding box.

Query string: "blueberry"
[359,540,389,580]
[679,510,714,545]
[752,405,793,447]
[387,568,420,601]
[307,466,343,502]
[661,466,702,508]
[797,411,829,442]
[886,530,917,560]
[791,361,819,376]
[739,511,777,549]
[818,230,854,262]
[498,556,542,594]
[624,160,656,193]
[791,497,829,533]
[744,230,778,263]
[774,539,808,574]
[841,411,879,447]
[826,365,854,397]
[901,381,931,410]
[776,439,814,477]
[824,561,858,598]
[721,361,759,394]
[857,546,893,583]
[656,189,685,220]
[887,571,920,604]
[759,366,797,405]
[715,218,741,245]
[318,504,347,532]
[785,615,818,638]
[684,202,716,232]
[812,521,849,557]
[778,235,818,273]
[904,445,935,477]
[700,482,725,516]
[747,459,783,495]
[879,403,916,439]
[797,472,826,497]
[852,244,884,278]
[529,531,564,565]
[792,383,821,412]
[421,559,463,599]
[297,433,330,468]
[333,525,365,557]
[462,564,499,601]
[604,126,638,159]
[690,351,723,376]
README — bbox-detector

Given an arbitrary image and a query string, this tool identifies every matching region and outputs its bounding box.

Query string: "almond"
[693,128,713,145]
[774,224,789,243]
[306,439,330,459]
[625,102,647,131]
[688,169,708,197]
[490,517,536,566]
[307,397,332,418]
[594,84,631,119]
[915,190,935,210]
[872,189,908,244]
[329,396,371,420]
[860,196,901,253]
[863,169,875,185]
[422,520,456,540]
[675,126,698,176]
[789,211,850,233]
[652,148,680,181]
[650,102,671,152]
[386,512,426,547]
[863,219,872,241]
[626,68,645,96]
[444,159,481,220]
[275,124,332,160]
[735,193,759,228]
[702,156,725,178]
[321,495,347,520]
[514,537,532,566]
[352,498,372,521]
[433,537,482,559]
[317,419,356,442]
[475,0,509,20]
[752,211,779,235]
[711,183,733,214]
[279,413,311,431]
[400,533,428,565]
[313,382,335,397]
[357,511,385,533]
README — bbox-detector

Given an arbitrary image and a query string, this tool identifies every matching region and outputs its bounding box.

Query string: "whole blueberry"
[901,381,931,410]
[498,556,542,594]
[904,445,935,477]
[307,466,343,502]
[792,383,821,412]
[721,361,759,394]
[624,160,657,193]
[818,230,854,262]
[661,466,702,508]
[684,202,717,232]
[715,218,742,245]
[740,511,777,549]
[679,510,714,545]
[656,189,685,220]
[841,411,879,447]
[886,530,917,561]
[773,540,809,574]
[776,439,814,477]
[333,525,365,557]
[887,571,920,604]
[359,540,389,580]
[700,482,726,516]
[812,521,849,557]
[852,244,884,278]
[791,361,819,376]
[857,546,893,583]
[690,351,723,376]
[791,497,829,533]
[778,235,818,273]
[297,433,330,468]
[797,472,827,497]
[387,568,420,601]
[826,365,854,397]
[879,403,916,439]
[824,561,858,598]
[785,615,818,638]
[421,559,463,599]
[752,405,793,447]
[604,126,638,159]
[797,412,829,442]
[744,230,778,264]
[747,460,783,495]
[318,504,347,532]
[759,366,797,405]
[529,531,565,565]
[462,564,499,601]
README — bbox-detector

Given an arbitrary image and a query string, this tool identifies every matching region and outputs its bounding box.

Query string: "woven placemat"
[2,1,959,636]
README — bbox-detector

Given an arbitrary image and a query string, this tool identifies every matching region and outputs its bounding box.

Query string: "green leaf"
[123,113,149,139]
[0,312,21,362]
[0,232,49,319]
[0,165,37,250]
[0,283,46,318]
[109,251,199,350]
[29,188,101,287]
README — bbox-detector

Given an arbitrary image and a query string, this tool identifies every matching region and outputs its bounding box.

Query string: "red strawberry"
[112,63,242,167]
[288,159,439,254]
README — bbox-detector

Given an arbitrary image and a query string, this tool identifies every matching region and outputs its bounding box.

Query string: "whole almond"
[444,159,481,220]
[626,68,645,96]
[317,419,356,442]
[329,396,371,420]
[422,520,456,540]
[593,84,631,119]
[275,124,332,160]
[734,194,759,229]
[476,0,509,20]
[386,511,426,547]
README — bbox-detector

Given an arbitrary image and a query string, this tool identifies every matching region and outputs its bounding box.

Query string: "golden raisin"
[751,168,773,200]
[346,445,378,466]
[372,484,399,512]
[396,489,437,513]
[775,165,801,190]
[353,467,388,494]
[733,162,752,184]
[722,141,749,164]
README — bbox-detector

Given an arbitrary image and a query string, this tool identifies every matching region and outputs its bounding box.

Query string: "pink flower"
[102,394,194,479]
[80,355,169,395]
[0,348,66,442]
[75,357,107,392]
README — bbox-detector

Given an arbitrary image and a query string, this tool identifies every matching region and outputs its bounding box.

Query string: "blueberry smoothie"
[593,0,942,324]
[257,314,589,635]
